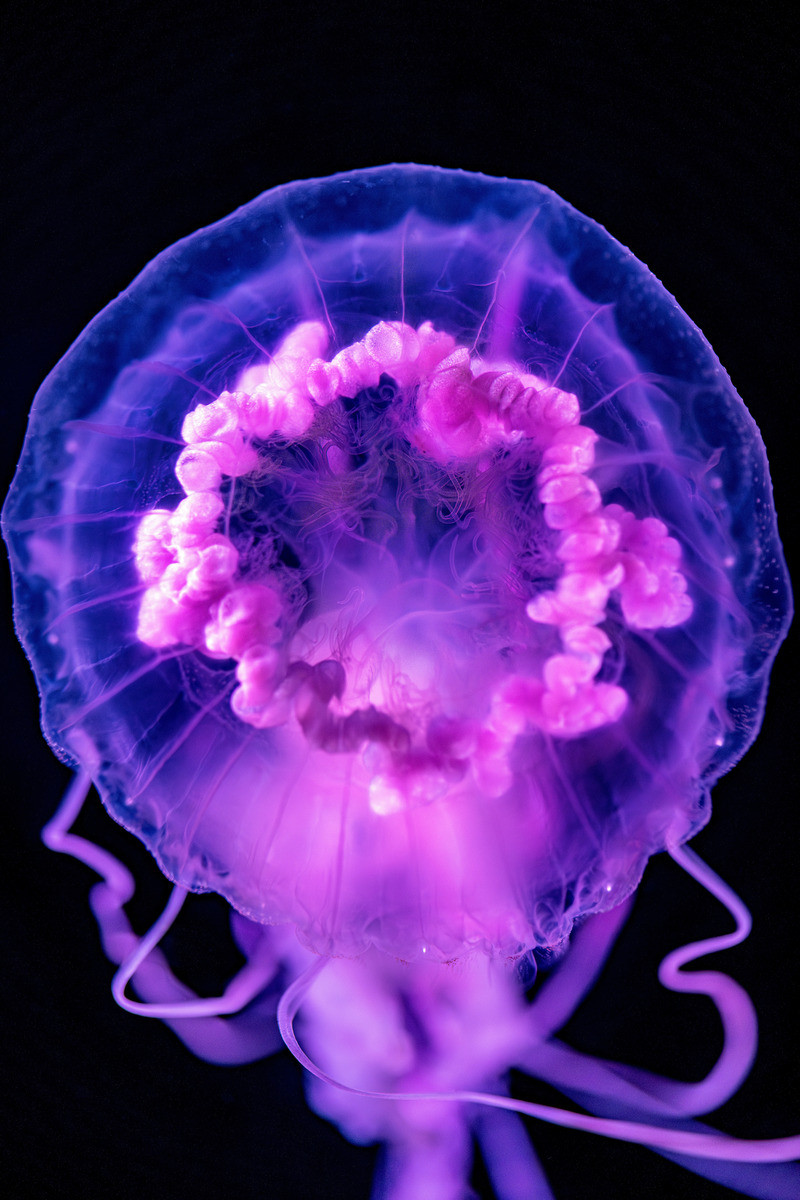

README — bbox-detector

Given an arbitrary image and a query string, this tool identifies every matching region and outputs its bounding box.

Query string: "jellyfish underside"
[4,167,794,1199]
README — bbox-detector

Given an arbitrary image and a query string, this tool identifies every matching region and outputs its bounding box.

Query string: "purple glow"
[3,165,794,1198]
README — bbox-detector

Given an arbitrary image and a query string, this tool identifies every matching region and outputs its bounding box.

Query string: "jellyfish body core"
[131,313,692,961]
[3,165,794,1198]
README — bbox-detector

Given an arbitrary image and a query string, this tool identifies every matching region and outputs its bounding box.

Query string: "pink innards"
[133,319,692,805]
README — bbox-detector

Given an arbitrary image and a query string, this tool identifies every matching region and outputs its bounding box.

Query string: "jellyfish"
[3,164,795,1200]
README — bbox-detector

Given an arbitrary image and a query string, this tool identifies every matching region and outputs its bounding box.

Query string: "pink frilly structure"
[3,166,794,1199]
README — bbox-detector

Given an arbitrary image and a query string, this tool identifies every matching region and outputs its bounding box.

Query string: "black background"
[1,3,797,1199]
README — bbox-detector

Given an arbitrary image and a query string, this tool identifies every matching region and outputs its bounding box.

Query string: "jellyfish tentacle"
[516,1039,800,1198]
[527,897,634,1041]
[110,885,275,1019]
[472,1107,557,1200]
[527,846,757,1117]
[651,843,758,1112]
[372,1120,474,1200]
[536,847,759,1132]
[277,951,800,1163]
[42,768,134,903]
[43,770,282,1064]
